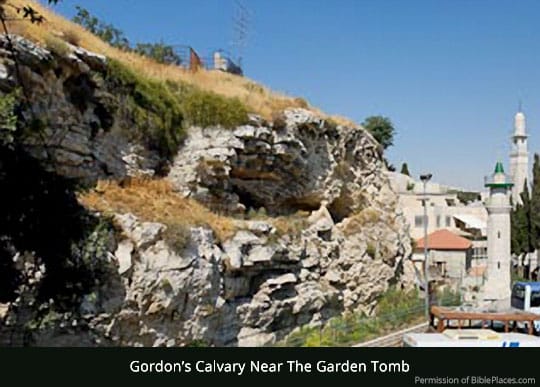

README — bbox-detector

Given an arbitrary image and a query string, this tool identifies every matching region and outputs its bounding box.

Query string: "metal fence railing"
[170,45,242,74]
[274,294,461,347]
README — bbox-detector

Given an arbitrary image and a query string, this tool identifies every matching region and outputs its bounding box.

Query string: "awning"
[453,214,486,235]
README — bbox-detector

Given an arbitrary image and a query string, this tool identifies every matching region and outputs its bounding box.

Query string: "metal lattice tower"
[231,0,251,68]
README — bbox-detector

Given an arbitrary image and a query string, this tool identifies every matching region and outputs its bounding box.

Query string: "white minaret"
[509,109,529,204]
[484,162,513,304]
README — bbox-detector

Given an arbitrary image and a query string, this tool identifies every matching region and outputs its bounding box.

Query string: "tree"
[73,7,181,65]
[512,180,535,257]
[530,154,540,250]
[520,180,534,254]
[362,115,395,150]
[511,200,523,255]
[0,1,59,25]
[134,42,182,65]
[384,159,395,171]
[455,191,481,205]
[73,6,129,50]
[400,162,410,176]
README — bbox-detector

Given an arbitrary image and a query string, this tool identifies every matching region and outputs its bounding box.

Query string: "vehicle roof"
[514,282,540,292]
[403,332,540,347]
[405,332,540,342]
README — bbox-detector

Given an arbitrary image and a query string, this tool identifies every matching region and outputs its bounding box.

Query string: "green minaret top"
[485,161,513,188]
[494,161,504,174]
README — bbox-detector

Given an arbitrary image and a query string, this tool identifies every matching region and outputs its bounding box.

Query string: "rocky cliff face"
[0,35,415,346]
[168,109,380,218]
[0,35,164,183]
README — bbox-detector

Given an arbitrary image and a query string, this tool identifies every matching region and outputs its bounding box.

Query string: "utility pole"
[420,173,432,319]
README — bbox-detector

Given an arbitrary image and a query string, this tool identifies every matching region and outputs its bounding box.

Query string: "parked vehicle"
[511,282,540,331]
[403,329,540,347]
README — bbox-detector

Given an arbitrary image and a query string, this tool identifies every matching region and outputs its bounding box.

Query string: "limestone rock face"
[60,209,407,346]
[0,35,161,184]
[0,35,416,347]
[56,186,411,347]
[168,109,382,217]
[11,196,412,347]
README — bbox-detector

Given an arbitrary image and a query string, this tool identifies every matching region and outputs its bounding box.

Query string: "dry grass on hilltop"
[78,178,236,242]
[4,0,356,125]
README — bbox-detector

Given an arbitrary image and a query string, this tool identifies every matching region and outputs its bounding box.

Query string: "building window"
[472,247,487,260]
[498,231,501,239]
[415,215,424,228]
[531,292,540,308]
[436,215,441,228]
[445,216,451,227]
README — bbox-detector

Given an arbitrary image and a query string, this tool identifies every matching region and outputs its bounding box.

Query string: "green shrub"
[376,287,422,323]
[279,287,423,347]
[185,339,209,347]
[436,287,461,306]
[293,97,309,109]
[366,243,377,259]
[245,82,265,95]
[44,35,71,57]
[106,60,249,159]
[283,325,322,347]
[455,190,481,205]
[163,223,191,252]
[325,118,339,131]
[106,60,185,159]
[0,91,19,146]
[62,29,81,46]
[180,89,248,129]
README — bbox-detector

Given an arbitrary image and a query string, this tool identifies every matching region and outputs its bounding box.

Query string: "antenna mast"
[231,0,251,68]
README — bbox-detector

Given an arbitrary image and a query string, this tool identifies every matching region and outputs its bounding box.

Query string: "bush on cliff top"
[180,89,248,129]
[165,81,249,129]
[106,60,248,159]
[106,59,184,159]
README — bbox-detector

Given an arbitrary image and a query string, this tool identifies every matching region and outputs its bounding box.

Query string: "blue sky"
[43,0,540,190]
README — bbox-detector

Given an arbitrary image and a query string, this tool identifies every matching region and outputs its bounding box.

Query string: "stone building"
[414,229,473,280]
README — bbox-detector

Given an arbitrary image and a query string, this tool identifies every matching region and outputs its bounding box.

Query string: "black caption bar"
[0,348,537,385]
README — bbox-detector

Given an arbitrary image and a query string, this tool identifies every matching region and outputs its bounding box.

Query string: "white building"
[388,171,487,234]
[509,110,529,204]
[388,171,489,285]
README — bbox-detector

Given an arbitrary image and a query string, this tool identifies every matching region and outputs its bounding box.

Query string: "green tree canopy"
[73,6,129,49]
[134,42,182,65]
[511,180,535,256]
[530,154,540,250]
[73,7,181,65]
[519,180,534,254]
[362,115,395,150]
[0,92,18,147]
